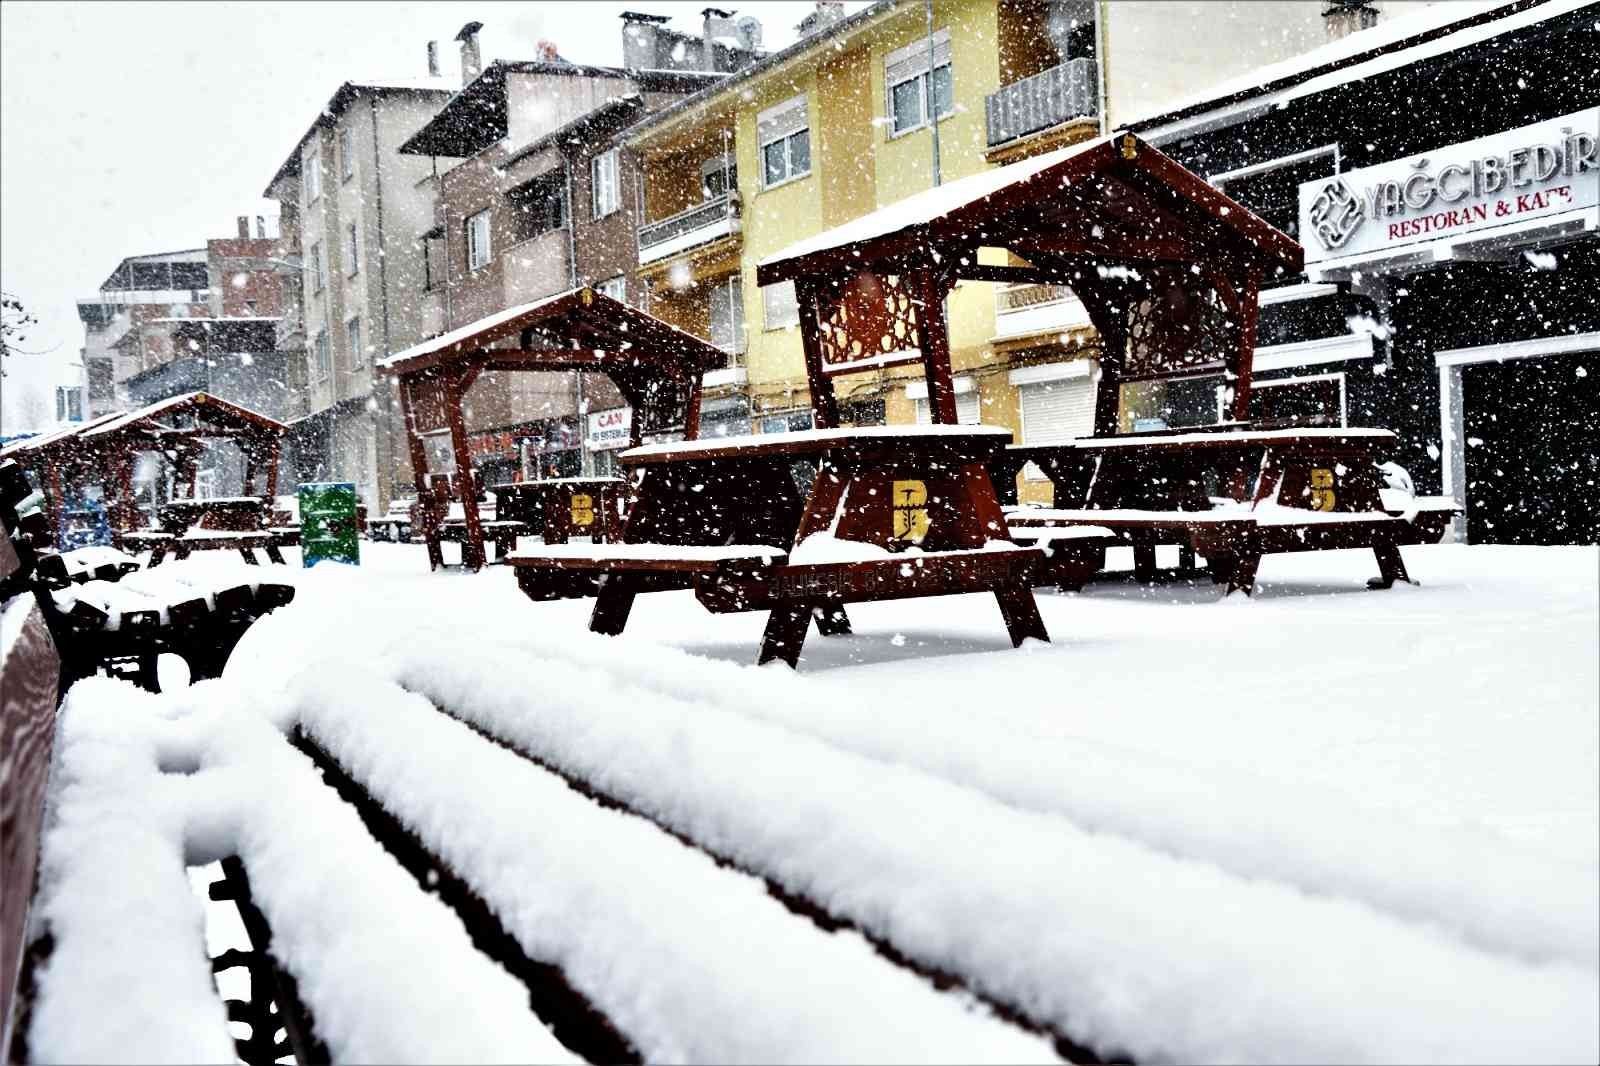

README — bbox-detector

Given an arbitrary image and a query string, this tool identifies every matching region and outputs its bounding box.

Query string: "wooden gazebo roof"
[80,391,286,442]
[382,286,728,572]
[755,131,1305,433]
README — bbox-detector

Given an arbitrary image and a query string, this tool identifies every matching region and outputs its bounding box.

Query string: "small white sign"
[1298,109,1598,265]
[586,407,633,451]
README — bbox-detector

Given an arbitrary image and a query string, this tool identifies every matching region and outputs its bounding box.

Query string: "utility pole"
[925,0,942,188]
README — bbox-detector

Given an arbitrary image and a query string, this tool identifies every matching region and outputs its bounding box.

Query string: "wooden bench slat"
[509,543,788,573]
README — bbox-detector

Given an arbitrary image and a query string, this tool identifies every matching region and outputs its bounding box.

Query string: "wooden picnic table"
[510,426,1048,666]
[997,427,1460,594]
[490,477,627,548]
[117,497,296,567]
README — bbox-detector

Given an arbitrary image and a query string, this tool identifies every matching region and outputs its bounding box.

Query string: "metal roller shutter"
[913,390,982,425]
[1019,377,1095,444]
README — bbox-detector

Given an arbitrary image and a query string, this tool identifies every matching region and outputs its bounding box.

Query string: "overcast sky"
[0,0,860,432]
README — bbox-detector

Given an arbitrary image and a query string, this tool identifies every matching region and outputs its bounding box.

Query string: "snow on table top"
[622,423,1015,461]
[292,669,1055,1064]
[30,678,575,1064]
[1057,426,1397,449]
[507,541,788,562]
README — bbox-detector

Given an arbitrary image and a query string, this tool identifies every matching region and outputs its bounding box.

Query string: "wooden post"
[444,366,485,570]
[795,279,839,429]
[116,452,138,532]
[913,269,959,425]
[684,373,703,440]
[43,458,64,549]
[396,372,443,569]
[1230,268,1261,424]
[263,437,282,501]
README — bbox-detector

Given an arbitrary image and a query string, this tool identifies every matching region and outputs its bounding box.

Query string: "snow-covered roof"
[0,411,123,458]
[264,78,456,194]
[379,286,726,375]
[1132,0,1585,137]
[82,391,285,438]
[759,136,1112,273]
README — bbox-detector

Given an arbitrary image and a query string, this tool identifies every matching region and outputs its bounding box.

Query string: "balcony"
[984,58,1098,149]
[994,282,1092,341]
[638,194,739,266]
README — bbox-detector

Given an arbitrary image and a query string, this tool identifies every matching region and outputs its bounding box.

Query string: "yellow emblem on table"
[1309,468,1337,512]
[892,480,930,543]
[570,493,595,526]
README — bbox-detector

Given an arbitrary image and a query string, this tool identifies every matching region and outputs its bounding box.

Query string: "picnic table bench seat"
[33,545,142,588]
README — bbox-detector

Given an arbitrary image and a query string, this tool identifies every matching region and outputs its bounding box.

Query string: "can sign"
[586,407,633,451]
[299,481,360,567]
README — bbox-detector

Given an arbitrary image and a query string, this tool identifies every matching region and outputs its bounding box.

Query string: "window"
[339,127,355,182]
[762,280,798,330]
[591,149,620,218]
[707,274,745,356]
[885,30,953,135]
[598,275,627,301]
[347,317,363,367]
[309,241,324,293]
[509,171,566,242]
[345,222,359,276]
[913,387,981,425]
[304,143,322,202]
[55,386,84,423]
[701,154,737,200]
[466,209,492,271]
[312,330,331,382]
[1249,373,1345,428]
[757,96,811,188]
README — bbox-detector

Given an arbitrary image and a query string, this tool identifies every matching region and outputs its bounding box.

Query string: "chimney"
[796,1,845,39]
[255,216,266,239]
[702,7,736,68]
[620,11,670,70]
[456,21,484,86]
[426,40,440,77]
[236,216,250,239]
[1323,0,1379,41]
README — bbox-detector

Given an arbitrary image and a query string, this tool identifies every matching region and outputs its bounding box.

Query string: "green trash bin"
[299,481,360,567]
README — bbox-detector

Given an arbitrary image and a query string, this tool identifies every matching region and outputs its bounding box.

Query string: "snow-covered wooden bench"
[32,544,142,588]
[1000,429,1462,595]
[167,528,291,566]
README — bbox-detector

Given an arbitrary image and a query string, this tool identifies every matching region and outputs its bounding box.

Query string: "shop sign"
[1298,108,1598,264]
[586,407,633,451]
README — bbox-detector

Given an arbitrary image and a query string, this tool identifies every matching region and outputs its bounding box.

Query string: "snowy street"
[85,540,1579,1063]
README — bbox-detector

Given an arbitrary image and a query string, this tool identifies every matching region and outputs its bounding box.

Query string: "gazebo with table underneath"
[0,391,289,562]
[378,287,728,572]
[759,130,1457,595]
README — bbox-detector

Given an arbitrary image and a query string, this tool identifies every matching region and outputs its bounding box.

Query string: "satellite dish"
[735,15,763,52]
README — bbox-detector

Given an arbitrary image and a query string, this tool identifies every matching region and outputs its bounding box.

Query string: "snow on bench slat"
[430,625,1598,975]
[1054,427,1398,449]
[383,633,1599,1065]
[621,423,1014,461]
[1008,507,1255,524]
[289,668,1056,1065]
[29,679,577,1065]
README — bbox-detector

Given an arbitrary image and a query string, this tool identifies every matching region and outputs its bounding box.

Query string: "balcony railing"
[994,282,1092,339]
[638,194,738,265]
[984,57,1098,149]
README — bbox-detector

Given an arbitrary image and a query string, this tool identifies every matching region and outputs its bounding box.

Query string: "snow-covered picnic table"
[13,540,1600,1064]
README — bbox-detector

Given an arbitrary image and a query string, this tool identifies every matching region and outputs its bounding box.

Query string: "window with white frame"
[591,149,620,218]
[598,275,627,301]
[312,329,331,381]
[347,316,363,367]
[886,30,953,136]
[309,242,324,293]
[304,143,322,202]
[912,382,981,425]
[466,208,492,271]
[758,96,811,189]
[345,222,359,276]
[339,126,354,182]
[708,274,745,356]
[762,280,798,331]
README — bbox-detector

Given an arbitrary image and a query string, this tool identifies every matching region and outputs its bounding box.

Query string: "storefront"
[585,406,633,477]
[1133,2,1598,543]
[468,416,584,486]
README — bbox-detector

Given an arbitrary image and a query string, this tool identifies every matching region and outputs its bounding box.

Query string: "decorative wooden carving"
[814,272,921,374]
[1122,272,1235,381]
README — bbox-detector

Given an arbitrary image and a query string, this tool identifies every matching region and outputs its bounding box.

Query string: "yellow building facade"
[629,0,1106,501]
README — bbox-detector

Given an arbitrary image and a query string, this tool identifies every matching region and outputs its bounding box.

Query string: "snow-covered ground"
[28,540,1600,1063]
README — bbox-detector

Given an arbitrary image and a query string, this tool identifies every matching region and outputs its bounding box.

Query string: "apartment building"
[397,17,744,484]
[76,249,210,417]
[263,72,454,508]
[624,0,1449,500]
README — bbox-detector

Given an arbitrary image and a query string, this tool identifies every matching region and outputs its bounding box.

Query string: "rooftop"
[264,78,456,195]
